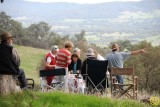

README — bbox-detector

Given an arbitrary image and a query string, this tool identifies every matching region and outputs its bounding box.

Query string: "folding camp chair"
[39,68,66,92]
[110,67,138,99]
[82,58,109,95]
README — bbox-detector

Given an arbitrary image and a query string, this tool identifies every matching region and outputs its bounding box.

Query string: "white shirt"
[46,52,56,63]
[97,54,105,60]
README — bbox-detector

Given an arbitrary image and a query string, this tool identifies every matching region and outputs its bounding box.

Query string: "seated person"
[45,45,59,86]
[68,53,82,74]
[81,48,97,76]
[81,48,109,88]
[0,32,27,89]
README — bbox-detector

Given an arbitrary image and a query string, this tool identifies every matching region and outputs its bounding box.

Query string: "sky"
[25,0,142,4]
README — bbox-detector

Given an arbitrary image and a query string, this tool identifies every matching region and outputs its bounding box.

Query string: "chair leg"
[134,76,138,99]
[116,85,134,99]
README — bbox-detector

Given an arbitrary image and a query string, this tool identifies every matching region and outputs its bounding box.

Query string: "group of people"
[44,41,145,86]
[0,31,146,90]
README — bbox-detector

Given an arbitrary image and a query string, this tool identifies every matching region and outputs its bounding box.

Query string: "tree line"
[0,11,160,93]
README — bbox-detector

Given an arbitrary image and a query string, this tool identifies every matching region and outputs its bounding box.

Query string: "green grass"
[15,45,48,84]
[0,91,151,107]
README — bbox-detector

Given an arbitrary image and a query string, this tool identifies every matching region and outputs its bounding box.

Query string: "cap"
[85,48,96,57]
[51,45,59,51]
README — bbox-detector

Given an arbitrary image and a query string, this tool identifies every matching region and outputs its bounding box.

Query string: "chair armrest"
[82,74,88,76]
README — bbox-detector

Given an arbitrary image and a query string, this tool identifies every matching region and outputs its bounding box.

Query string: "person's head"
[73,47,81,57]
[86,48,96,58]
[71,53,79,62]
[51,45,59,55]
[111,43,120,52]
[64,41,74,51]
[0,32,14,45]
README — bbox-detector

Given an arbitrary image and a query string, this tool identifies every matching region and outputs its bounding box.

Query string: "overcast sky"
[25,0,142,4]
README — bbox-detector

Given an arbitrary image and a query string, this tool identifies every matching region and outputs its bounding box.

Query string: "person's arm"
[45,57,55,69]
[68,60,73,71]
[81,59,86,75]
[66,54,72,65]
[77,59,82,70]
[131,49,146,55]
[12,48,20,67]
[45,62,55,69]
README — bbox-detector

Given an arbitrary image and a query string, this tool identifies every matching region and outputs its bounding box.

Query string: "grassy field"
[15,45,48,86]
[0,91,151,107]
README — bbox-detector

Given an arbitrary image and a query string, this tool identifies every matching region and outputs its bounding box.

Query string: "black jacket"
[68,58,82,73]
[81,57,97,75]
[0,43,19,75]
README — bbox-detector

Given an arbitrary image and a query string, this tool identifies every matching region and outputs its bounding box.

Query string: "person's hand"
[76,70,80,74]
[70,70,73,74]
[140,48,146,53]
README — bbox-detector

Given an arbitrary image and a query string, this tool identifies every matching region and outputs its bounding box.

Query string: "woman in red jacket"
[45,45,59,86]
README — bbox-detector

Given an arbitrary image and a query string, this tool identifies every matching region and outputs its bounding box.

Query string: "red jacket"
[45,52,56,70]
[45,52,56,86]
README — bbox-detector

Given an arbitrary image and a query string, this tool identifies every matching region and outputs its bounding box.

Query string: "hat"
[73,47,81,53]
[51,45,59,51]
[111,43,120,50]
[86,48,95,57]
[65,41,74,48]
[0,32,14,41]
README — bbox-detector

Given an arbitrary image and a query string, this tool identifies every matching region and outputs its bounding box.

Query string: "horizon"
[25,0,142,4]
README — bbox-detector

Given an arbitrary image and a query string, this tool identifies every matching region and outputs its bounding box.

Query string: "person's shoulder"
[1,43,13,49]
[65,50,71,55]
[78,58,82,61]
[77,58,82,63]
[120,51,131,54]
[106,52,112,57]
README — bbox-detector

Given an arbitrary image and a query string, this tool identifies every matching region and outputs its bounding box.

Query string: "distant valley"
[0,0,160,46]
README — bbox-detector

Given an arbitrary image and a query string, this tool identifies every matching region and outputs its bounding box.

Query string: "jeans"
[18,68,27,88]
[116,75,124,84]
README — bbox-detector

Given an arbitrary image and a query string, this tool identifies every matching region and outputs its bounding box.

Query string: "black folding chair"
[82,58,108,95]
[39,68,66,92]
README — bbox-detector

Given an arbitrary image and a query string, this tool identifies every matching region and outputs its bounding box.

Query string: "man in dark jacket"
[0,32,27,89]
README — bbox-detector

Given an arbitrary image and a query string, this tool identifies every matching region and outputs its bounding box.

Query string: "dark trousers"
[18,68,27,88]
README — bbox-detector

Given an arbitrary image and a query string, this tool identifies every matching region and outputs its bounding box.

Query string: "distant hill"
[0,0,160,20]
[0,0,160,46]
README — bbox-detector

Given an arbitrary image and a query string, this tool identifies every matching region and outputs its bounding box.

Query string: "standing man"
[56,41,73,72]
[106,43,145,84]
[0,32,27,89]
[55,41,73,91]
[45,45,59,86]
